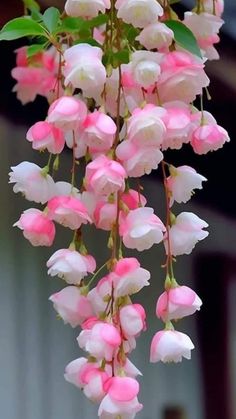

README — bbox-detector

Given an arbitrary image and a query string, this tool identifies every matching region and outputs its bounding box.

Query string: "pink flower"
[150,330,194,363]
[88,275,112,315]
[49,286,94,327]
[65,0,110,18]
[85,155,126,196]
[167,165,207,205]
[158,51,209,103]
[82,110,117,152]
[120,304,146,338]
[47,248,96,284]
[130,51,162,88]
[64,357,109,402]
[166,212,209,256]
[191,123,230,154]
[63,44,106,98]
[47,96,87,131]
[94,199,117,231]
[99,377,142,418]
[121,189,147,210]
[156,286,202,322]
[9,161,56,204]
[161,101,192,150]
[111,258,150,297]
[119,207,166,251]
[136,22,174,51]
[116,0,163,28]
[78,322,121,361]
[47,195,91,229]
[14,208,55,246]
[26,121,65,154]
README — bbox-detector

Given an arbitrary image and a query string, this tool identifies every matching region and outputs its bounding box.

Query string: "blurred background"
[0,1,236,419]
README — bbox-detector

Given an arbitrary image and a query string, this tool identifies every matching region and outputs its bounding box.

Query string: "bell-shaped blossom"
[47,248,96,284]
[99,376,142,418]
[119,207,166,251]
[130,51,162,88]
[85,155,126,196]
[166,212,209,256]
[63,44,106,98]
[161,101,192,150]
[120,304,146,338]
[116,0,163,28]
[150,330,194,363]
[116,140,163,177]
[78,322,121,361]
[64,357,109,402]
[14,208,55,246]
[88,275,112,315]
[127,104,167,148]
[65,0,110,18]
[26,121,65,154]
[82,111,117,152]
[47,96,87,131]
[9,161,56,204]
[47,195,91,229]
[184,12,224,60]
[167,165,207,205]
[136,22,174,51]
[49,286,94,327]
[54,181,80,197]
[156,285,202,322]
[158,51,209,103]
[121,189,147,210]
[94,199,117,231]
[190,123,230,155]
[111,258,150,298]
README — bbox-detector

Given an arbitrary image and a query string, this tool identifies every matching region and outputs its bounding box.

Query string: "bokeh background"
[0,1,236,419]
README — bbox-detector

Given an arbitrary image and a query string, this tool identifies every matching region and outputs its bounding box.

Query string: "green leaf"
[0,17,47,41]
[87,14,109,28]
[112,50,130,67]
[165,20,202,58]
[57,16,85,33]
[23,0,40,12]
[27,43,46,57]
[43,7,60,33]
[75,38,102,48]
[123,23,139,43]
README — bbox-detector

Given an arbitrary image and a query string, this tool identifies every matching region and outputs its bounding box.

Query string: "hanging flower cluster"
[2,0,229,416]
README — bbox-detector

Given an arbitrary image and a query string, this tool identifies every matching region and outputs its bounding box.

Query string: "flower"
[167,165,207,205]
[150,330,194,363]
[119,304,146,338]
[47,248,96,284]
[26,121,65,154]
[47,195,91,229]
[111,257,150,297]
[156,285,202,322]
[136,22,174,51]
[191,123,230,154]
[49,286,94,327]
[115,0,163,28]
[130,51,162,88]
[65,0,110,18]
[14,208,55,246]
[47,96,87,131]
[166,212,209,256]
[119,207,165,251]
[9,161,56,204]
[82,110,117,152]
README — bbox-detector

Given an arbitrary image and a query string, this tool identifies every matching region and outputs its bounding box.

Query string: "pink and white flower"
[9,161,56,204]
[82,110,117,152]
[14,208,55,246]
[111,258,150,297]
[26,121,65,154]
[47,248,96,284]
[130,51,162,88]
[65,0,110,18]
[161,101,192,150]
[47,96,87,131]
[99,376,142,418]
[116,0,163,28]
[167,165,207,205]
[150,330,194,363]
[47,195,91,229]
[166,212,209,256]
[191,123,230,154]
[119,207,165,251]
[136,22,174,51]
[156,285,202,322]
[49,286,94,327]
[120,304,146,338]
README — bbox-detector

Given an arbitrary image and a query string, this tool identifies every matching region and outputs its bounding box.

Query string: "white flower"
[167,165,207,205]
[150,330,194,363]
[116,0,163,28]
[131,51,162,88]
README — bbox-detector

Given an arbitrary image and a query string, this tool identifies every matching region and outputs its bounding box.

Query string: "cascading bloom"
[156,285,202,322]
[119,304,146,338]
[98,377,143,418]
[115,0,163,28]
[191,122,230,154]
[85,155,127,196]
[47,96,87,131]
[63,44,106,98]
[49,286,94,327]
[167,165,207,205]
[47,248,96,284]
[136,22,174,51]
[82,110,117,152]
[14,208,55,246]
[130,51,162,88]
[111,257,150,297]
[166,212,209,256]
[9,162,56,204]
[150,330,194,363]
[119,207,166,251]
[26,121,65,154]
[161,101,192,150]
[47,195,91,229]
[65,0,110,18]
